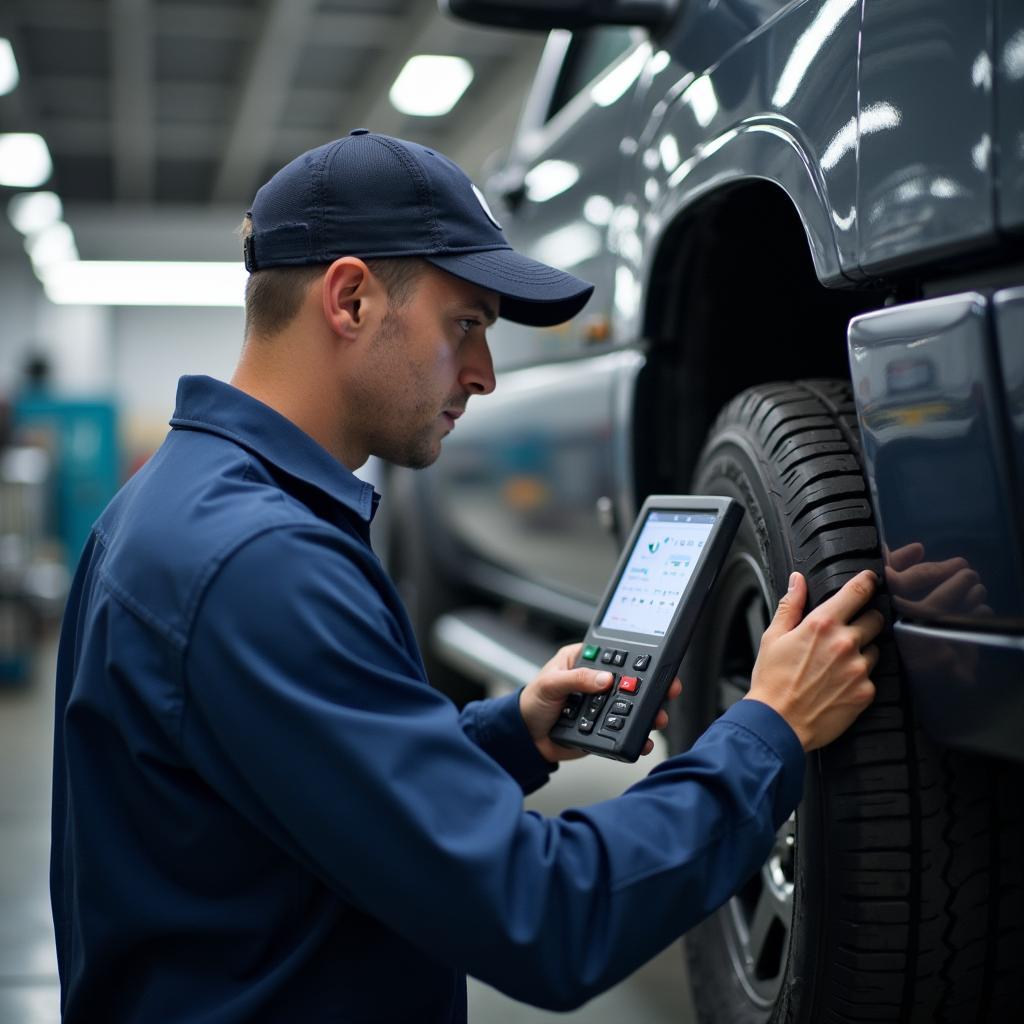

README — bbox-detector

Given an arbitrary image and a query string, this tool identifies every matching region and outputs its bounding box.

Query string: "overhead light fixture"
[8,191,63,236]
[25,221,78,269]
[40,261,247,307]
[0,39,18,96]
[389,55,473,117]
[0,133,53,188]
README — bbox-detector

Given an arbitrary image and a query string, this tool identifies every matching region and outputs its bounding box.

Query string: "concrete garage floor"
[0,633,61,1024]
[0,637,695,1023]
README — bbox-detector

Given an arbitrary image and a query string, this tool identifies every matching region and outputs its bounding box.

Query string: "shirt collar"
[169,375,380,523]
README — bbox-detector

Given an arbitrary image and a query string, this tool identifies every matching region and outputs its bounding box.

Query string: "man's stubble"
[353,307,464,470]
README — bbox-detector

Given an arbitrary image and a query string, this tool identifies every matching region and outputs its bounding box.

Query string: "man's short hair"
[238,216,425,339]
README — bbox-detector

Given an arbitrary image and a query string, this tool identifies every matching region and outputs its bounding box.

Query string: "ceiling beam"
[47,119,344,166]
[338,1,440,139]
[211,0,320,203]
[16,3,401,45]
[11,1,102,32]
[155,4,255,40]
[0,11,39,130]
[310,12,407,48]
[110,0,155,201]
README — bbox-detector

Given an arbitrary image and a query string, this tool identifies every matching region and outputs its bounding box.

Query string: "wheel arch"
[633,179,886,499]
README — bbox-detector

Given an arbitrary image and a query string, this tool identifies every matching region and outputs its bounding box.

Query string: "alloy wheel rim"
[712,553,795,1009]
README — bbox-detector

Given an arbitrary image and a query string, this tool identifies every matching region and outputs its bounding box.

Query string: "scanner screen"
[599,511,717,636]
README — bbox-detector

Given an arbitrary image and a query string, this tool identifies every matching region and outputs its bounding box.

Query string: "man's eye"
[457,318,479,333]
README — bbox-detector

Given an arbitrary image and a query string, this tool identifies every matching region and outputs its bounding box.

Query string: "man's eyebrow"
[466,300,498,325]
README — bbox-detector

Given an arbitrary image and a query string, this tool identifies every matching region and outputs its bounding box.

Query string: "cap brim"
[425,248,594,327]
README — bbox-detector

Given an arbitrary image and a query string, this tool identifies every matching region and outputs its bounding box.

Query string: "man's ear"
[321,257,384,341]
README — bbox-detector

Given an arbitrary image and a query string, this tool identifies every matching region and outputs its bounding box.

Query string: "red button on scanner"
[618,676,639,694]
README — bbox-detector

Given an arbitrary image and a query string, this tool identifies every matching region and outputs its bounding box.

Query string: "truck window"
[547,26,636,120]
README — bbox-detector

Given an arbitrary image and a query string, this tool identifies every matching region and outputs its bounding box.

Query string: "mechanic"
[51,131,883,1022]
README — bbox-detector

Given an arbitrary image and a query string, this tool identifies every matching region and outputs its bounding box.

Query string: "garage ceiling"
[0,0,545,258]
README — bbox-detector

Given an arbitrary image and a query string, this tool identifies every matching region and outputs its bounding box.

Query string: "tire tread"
[686,380,1023,1024]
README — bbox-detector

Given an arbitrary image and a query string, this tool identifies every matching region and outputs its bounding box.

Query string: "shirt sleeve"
[458,691,556,796]
[182,523,805,1012]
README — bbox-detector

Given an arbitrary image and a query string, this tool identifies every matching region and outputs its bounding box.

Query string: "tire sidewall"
[677,427,824,1024]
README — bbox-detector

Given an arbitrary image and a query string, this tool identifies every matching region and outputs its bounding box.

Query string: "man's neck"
[231,339,366,471]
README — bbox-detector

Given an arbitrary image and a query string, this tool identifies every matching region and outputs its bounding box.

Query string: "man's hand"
[520,643,683,762]
[884,543,987,683]
[885,542,992,618]
[747,570,884,752]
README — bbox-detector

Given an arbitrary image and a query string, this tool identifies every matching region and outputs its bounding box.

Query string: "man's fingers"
[641,738,655,756]
[763,572,808,640]
[817,569,878,623]
[863,644,880,672]
[654,709,669,731]
[542,642,583,674]
[888,557,968,597]
[849,609,885,648]
[550,668,613,698]
[562,642,584,662]
[666,678,682,701]
[888,542,925,571]
[929,567,980,610]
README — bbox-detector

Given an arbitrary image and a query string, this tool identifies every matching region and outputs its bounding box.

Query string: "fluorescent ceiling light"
[26,221,78,269]
[0,39,18,96]
[0,133,53,188]
[390,55,473,117]
[8,191,63,235]
[40,261,247,307]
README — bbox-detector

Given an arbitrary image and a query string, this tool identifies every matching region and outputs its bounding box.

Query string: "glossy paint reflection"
[997,0,1024,229]
[895,623,1024,763]
[771,0,858,108]
[849,293,1024,626]
[858,0,995,270]
[994,287,1024,530]
[636,0,863,287]
[433,352,644,601]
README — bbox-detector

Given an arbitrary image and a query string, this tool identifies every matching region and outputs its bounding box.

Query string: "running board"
[431,608,556,691]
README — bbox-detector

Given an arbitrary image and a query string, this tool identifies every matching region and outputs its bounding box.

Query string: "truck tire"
[671,380,1023,1024]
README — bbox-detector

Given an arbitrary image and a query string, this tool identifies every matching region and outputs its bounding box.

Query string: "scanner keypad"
[561,646,651,740]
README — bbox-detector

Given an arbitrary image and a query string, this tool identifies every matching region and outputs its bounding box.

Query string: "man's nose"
[460,335,496,396]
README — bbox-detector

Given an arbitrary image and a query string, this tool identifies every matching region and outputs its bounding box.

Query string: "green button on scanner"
[582,644,600,661]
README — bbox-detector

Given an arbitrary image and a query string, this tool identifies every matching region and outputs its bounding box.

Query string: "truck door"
[432,27,649,607]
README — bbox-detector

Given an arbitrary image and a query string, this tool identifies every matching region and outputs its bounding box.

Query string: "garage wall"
[0,258,47,397]
[112,305,245,464]
[0,257,244,472]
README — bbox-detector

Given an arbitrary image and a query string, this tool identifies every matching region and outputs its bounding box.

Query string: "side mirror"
[439,0,678,31]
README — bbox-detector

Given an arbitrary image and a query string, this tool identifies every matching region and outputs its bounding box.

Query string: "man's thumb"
[765,572,806,637]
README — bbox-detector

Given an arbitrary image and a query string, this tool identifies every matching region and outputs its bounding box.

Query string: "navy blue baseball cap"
[244,129,594,327]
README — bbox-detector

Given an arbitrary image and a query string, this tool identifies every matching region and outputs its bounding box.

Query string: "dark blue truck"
[382,2,1024,1020]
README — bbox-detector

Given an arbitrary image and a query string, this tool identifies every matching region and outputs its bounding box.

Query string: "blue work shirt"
[51,374,805,1022]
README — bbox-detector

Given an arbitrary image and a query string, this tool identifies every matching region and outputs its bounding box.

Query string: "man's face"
[352,265,498,469]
